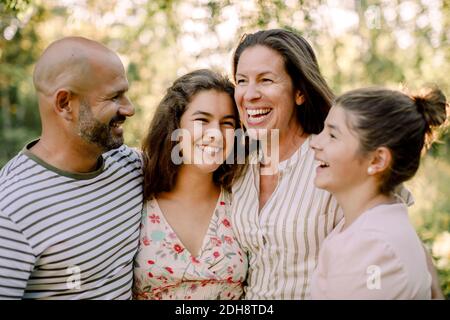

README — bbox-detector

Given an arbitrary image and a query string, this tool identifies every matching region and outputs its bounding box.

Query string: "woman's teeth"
[246,108,272,124]
[247,108,271,116]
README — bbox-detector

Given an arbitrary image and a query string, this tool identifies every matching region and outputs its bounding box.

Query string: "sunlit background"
[1,0,449,297]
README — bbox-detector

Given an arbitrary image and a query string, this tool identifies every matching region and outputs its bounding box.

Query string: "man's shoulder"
[0,151,32,213]
[0,151,29,183]
[103,144,141,160]
[102,144,143,170]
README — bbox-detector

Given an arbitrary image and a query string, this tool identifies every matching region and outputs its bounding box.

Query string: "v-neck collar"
[150,190,223,259]
[253,136,312,215]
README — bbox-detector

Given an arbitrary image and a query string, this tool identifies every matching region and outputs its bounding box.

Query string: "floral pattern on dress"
[133,190,248,300]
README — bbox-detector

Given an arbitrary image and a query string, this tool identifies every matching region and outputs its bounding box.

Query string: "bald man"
[0,37,143,299]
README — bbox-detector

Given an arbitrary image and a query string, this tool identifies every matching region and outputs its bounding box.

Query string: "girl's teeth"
[319,161,329,167]
[198,145,220,155]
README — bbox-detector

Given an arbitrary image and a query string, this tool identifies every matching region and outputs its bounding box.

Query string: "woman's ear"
[367,147,392,176]
[54,89,75,121]
[295,91,305,106]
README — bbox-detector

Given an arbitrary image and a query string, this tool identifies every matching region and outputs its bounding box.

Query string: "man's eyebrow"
[117,88,128,94]
[108,88,128,97]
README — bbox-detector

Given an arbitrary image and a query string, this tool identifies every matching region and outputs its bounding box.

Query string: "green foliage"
[1,0,32,13]
[407,157,450,299]
[0,0,44,165]
[0,0,448,297]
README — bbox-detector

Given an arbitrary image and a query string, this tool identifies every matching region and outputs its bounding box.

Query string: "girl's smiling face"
[310,105,372,194]
[179,89,237,173]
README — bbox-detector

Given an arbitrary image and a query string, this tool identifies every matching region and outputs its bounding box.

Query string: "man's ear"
[54,89,75,121]
[295,90,305,106]
[367,147,392,176]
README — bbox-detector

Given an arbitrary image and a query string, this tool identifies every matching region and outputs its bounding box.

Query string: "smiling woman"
[230,29,338,300]
[133,69,248,300]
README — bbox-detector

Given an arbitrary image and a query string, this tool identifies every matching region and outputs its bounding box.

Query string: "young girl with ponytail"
[310,86,448,299]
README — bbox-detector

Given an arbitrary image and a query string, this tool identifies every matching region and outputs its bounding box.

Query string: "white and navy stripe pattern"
[0,141,143,300]
[231,136,343,300]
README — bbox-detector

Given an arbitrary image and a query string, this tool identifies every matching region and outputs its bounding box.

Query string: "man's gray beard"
[78,102,123,152]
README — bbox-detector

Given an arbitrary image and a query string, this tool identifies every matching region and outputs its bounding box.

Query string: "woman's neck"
[261,124,308,168]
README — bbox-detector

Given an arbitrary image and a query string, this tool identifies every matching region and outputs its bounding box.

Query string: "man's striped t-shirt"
[0,141,143,299]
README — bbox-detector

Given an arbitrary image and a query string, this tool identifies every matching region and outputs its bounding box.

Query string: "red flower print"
[213,251,220,258]
[165,266,174,274]
[173,244,184,254]
[147,260,155,265]
[227,266,233,274]
[149,213,160,223]
[148,272,154,278]
[227,276,233,283]
[191,256,200,264]
[210,237,222,246]
[224,236,233,244]
[222,218,231,228]
[142,236,150,246]
[220,201,225,206]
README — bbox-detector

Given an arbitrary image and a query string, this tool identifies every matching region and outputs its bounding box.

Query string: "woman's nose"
[243,83,261,101]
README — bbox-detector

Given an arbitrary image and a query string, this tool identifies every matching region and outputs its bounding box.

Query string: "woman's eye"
[262,78,273,83]
[236,79,246,85]
[329,133,336,139]
[194,118,208,123]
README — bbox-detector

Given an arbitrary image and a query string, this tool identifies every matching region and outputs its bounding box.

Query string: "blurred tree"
[0,0,448,296]
[0,0,46,165]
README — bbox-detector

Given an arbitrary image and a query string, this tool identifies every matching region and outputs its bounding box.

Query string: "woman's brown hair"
[142,69,244,201]
[232,28,334,134]
[336,86,448,195]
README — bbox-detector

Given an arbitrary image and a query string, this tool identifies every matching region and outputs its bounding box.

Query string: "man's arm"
[423,244,444,300]
[0,211,35,299]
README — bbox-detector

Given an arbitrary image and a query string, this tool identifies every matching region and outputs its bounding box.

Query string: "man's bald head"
[33,36,123,97]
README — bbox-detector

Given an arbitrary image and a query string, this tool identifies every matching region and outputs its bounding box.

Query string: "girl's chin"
[194,163,222,174]
[313,177,331,192]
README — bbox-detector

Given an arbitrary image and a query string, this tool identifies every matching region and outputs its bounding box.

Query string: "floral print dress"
[133,190,248,300]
